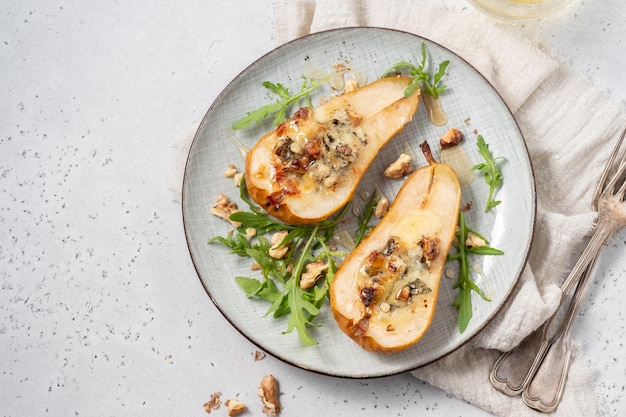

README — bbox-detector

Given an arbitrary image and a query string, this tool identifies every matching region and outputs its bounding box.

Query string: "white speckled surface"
[0,1,624,416]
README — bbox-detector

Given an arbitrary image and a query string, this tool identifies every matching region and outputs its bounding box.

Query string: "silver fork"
[490,126,626,412]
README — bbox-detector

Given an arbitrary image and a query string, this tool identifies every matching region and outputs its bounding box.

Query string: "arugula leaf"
[210,181,348,346]
[283,278,322,346]
[235,276,281,302]
[448,211,503,333]
[208,233,250,257]
[232,75,329,130]
[381,42,449,99]
[353,190,378,246]
[472,135,506,212]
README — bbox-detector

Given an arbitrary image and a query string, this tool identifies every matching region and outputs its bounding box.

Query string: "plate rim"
[181,26,537,378]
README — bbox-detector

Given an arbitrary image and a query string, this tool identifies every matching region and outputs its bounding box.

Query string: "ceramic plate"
[182,27,535,377]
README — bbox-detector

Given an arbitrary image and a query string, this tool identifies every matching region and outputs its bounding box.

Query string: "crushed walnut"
[203,391,222,414]
[374,196,389,219]
[269,230,290,259]
[232,172,243,187]
[210,193,242,227]
[223,164,239,178]
[258,374,281,416]
[299,260,329,289]
[253,351,266,361]
[344,78,359,92]
[225,398,247,417]
[384,153,414,178]
[396,285,411,302]
[465,232,487,248]
[440,127,464,149]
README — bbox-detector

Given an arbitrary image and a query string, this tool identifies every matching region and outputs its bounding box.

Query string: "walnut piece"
[203,391,222,414]
[440,127,464,149]
[344,78,359,93]
[225,398,247,417]
[258,374,281,416]
[223,164,239,178]
[383,153,414,178]
[233,172,244,187]
[253,351,266,361]
[466,232,487,248]
[419,236,441,261]
[396,285,411,302]
[299,260,329,289]
[210,193,242,227]
[374,196,389,219]
[269,230,290,259]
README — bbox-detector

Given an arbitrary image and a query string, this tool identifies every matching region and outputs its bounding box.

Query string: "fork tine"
[615,158,626,200]
[592,126,626,210]
[604,147,626,198]
[602,161,626,199]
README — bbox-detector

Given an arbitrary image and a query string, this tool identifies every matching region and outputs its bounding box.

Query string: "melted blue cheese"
[273,108,367,191]
[357,236,435,316]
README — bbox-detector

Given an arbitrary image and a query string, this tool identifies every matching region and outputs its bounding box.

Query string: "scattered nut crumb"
[203,392,222,414]
[225,398,247,416]
[466,232,487,248]
[233,172,244,187]
[344,78,359,92]
[258,374,281,416]
[374,196,389,219]
[384,153,414,178]
[250,262,262,271]
[464,117,471,126]
[253,351,266,361]
[299,260,329,289]
[224,164,239,178]
[210,193,242,227]
[440,127,464,149]
[331,61,350,74]
[245,227,257,239]
[461,201,473,212]
[269,230,290,259]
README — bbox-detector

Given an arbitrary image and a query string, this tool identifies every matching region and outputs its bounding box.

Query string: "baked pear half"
[245,77,420,225]
[330,142,461,353]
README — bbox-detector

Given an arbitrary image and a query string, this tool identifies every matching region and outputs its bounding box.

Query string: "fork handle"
[559,212,619,298]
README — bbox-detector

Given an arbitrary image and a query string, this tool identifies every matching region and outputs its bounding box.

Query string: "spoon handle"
[489,249,598,403]
[521,334,573,412]
[521,254,599,412]
[489,322,550,396]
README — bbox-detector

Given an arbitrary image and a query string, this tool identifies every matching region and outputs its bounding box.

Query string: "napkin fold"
[276,1,626,416]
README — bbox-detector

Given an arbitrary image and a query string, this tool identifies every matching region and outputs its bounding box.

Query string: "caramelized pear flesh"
[330,145,461,353]
[245,77,420,225]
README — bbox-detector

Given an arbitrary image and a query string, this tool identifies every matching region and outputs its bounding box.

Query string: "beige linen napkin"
[276,1,626,416]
